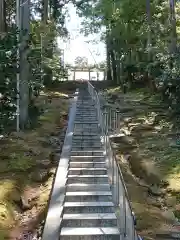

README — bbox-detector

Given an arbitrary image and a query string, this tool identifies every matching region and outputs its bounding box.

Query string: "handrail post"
[103,111,108,154]
[116,110,120,133]
[109,107,112,131]
[113,110,116,132]
[123,193,127,238]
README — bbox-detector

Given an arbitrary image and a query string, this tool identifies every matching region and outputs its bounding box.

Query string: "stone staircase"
[59,89,120,239]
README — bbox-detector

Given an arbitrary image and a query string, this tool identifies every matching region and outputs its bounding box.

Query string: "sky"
[57,3,106,65]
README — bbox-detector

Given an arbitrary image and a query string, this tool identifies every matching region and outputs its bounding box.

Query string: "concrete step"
[66,183,110,191]
[73,130,100,133]
[75,110,96,112]
[76,108,96,110]
[69,161,106,168]
[71,150,104,156]
[68,168,107,175]
[74,132,101,136]
[71,143,102,146]
[67,175,109,184]
[71,143,102,148]
[78,140,101,142]
[60,227,120,240]
[71,147,103,151]
[75,113,96,116]
[75,120,98,123]
[70,156,105,162]
[71,142,102,146]
[75,118,97,121]
[65,191,112,202]
[62,213,117,227]
[63,202,114,214]
[74,121,99,124]
[73,135,100,140]
[73,134,101,138]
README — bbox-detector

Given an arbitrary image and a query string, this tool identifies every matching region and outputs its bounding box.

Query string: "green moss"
[174,210,180,220]
[0,229,8,240]
[106,86,121,94]
[7,153,35,171]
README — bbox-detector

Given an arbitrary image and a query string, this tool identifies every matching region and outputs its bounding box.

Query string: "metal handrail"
[87,81,139,240]
[110,139,135,223]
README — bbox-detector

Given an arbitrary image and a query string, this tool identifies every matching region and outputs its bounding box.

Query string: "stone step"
[75,109,96,112]
[65,191,112,202]
[68,168,107,175]
[73,141,102,146]
[73,133,101,139]
[73,138,102,143]
[76,114,97,116]
[60,227,120,240]
[67,175,109,184]
[74,121,99,124]
[72,137,101,141]
[75,120,98,122]
[75,114,97,116]
[71,147,103,152]
[72,138,100,141]
[74,132,100,136]
[72,142,102,147]
[74,125,99,128]
[73,134,101,138]
[69,162,106,168]
[66,183,110,191]
[70,156,105,162]
[71,150,104,156]
[75,110,96,112]
[63,202,114,214]
[73,133,101,137]
[62,213,117,227]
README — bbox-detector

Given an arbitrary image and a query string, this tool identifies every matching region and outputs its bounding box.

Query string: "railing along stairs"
[87,81,142,240]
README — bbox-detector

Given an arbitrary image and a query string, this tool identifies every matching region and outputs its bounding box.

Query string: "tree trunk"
[169,0,177,53]
[19,0,30,129]
[106,36,112,81]
[42,0,49,23]
[110,49,117,83]
[0,0,6,33]
[41,0,53,85]
[146,0,151,61]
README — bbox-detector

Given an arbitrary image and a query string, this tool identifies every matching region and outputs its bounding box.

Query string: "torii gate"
[71,67,106,81]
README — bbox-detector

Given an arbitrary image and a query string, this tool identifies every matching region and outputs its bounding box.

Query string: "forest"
[77,0,180,111]
[1,0,180,131]
[1,0,180,239]
[0,0,70,132]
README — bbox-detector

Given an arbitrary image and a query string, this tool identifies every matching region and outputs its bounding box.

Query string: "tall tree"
[42,0,49,23]
[19,0,30,128]
[0,0,6,32]
[75,56,88,67]
[146,0,151,60]
[169,0,177,53]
